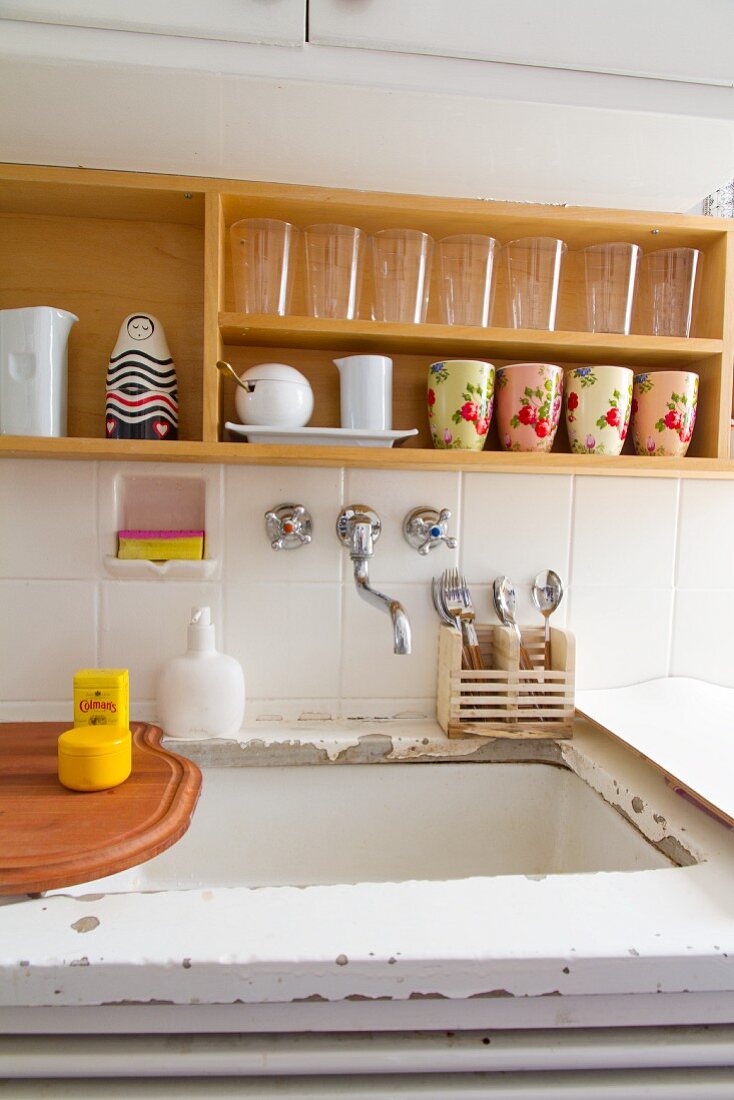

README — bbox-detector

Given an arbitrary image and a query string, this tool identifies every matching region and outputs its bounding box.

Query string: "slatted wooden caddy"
[1,162,734,478]
[0,722,201,895]
[437,624,575,740]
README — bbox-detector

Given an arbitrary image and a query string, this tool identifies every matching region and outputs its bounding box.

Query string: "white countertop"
[3,716,734,1034]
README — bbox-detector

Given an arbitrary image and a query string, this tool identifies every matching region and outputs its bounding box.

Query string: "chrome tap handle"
[265,504,313,551]
[403,507,458,556]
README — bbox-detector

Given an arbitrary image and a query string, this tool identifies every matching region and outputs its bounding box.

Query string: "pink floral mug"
[495,363,563,452]
[631,370,698,457]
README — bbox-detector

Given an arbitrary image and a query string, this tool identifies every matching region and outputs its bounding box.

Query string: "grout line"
[667,477,683,676]
[565,473,577,587]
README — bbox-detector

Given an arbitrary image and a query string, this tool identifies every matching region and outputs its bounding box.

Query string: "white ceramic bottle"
[157,607,245,739]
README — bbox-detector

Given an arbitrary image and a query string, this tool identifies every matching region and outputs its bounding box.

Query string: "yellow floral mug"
[427,359,495,451]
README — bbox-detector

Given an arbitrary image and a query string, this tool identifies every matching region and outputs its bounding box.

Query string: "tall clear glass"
[504,237,567,331]
[230,218,299,315]
[437,234,498,327]
[371,229,433,324]
[304,223,365,319]
[636,247,702,337]
[582,242,641,334]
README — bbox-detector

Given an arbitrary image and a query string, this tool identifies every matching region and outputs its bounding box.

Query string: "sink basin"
[55,762,674,894]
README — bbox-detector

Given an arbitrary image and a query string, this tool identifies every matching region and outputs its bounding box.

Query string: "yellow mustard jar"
[73,668,129,730]
[58,725,132,792]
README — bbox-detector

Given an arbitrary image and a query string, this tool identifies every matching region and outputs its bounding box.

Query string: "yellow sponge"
[117,530,204,561]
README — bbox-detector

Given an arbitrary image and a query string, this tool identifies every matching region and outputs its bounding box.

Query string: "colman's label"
[73,669,129,729]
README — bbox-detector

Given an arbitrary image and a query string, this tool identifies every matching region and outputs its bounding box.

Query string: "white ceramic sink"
[56,762,674,894]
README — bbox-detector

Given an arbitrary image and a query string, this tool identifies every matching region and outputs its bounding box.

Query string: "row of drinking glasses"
[230,219,702,337]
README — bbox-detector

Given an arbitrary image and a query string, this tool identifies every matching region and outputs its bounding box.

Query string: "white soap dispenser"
[157,607,245,739]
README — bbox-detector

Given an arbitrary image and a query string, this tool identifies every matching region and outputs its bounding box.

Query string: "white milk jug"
[333,354,392,432]
[0,306,78,436]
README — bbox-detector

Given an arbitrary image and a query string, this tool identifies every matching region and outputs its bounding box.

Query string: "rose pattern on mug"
[427,359,495,451]
[565,365,633,456]
[631,371,698,457]
[496,363,563,452]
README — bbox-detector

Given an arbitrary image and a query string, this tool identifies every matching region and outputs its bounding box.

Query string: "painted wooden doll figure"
[105,313,178,440]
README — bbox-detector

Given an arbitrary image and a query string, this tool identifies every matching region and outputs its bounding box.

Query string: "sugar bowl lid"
[241,363,311,387]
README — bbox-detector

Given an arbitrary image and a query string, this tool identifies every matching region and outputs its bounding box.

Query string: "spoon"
[216,359,254,392]
[531,570,564,671]
[492,576,533,671]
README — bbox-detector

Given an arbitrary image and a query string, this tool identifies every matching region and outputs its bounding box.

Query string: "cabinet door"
[309,0,733,86]
[0,0,305,46]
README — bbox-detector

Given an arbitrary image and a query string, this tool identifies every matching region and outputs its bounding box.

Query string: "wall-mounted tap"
[403,506,458,556]
[336,505,412,656]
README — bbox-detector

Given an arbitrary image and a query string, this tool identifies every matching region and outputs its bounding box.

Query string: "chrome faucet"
[336,505,412,656]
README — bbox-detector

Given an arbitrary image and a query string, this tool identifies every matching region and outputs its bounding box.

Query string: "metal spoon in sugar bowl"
[531,569,564,670]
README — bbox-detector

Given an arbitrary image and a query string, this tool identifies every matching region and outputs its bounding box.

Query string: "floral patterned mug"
[427,360,495,451]
[631,370,698,457]
[565,365,633,455]
[495,363,563,452]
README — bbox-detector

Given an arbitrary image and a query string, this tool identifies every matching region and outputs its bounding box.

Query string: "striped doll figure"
[105,313,178,440]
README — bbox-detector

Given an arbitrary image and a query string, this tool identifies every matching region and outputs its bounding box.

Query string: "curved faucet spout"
[353,559,412,655]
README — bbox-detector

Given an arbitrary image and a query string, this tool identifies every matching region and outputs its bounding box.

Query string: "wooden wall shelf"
[3,434,734,479]
[2,163,733,478]
[219,313,722,366]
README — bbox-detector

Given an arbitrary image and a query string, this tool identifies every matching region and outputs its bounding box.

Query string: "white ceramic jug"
[0,306,78,436]
[333,354,392,432]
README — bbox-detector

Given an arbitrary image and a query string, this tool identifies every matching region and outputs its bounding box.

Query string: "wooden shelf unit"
[2,163,733,477]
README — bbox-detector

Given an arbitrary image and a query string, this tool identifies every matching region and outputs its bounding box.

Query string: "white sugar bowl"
[235,363,314,428]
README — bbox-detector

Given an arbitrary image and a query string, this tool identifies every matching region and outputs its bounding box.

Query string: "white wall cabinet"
[310,0,734,87]
[0,0,305,46]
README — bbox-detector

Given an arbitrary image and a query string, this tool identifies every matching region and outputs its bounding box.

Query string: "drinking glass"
[304,223,366,319]
[371,229,433,324]
[437,234,498,327]
[582,242,641,334]
[636,247,702,337]
[503,237,567,330]
[230,218,299,315]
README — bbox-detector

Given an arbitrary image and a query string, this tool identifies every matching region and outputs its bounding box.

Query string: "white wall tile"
[461,473,573,590]
[677,480,734,589]
[0,460,98,578]
[224,466,344,582]
[0,580,97,700]
[343,469,460,582]
[341,582,439,699]
[571,476,678,588]
[100,581,222,703]
[671,589,734,687]
[223,582,342,700]
[567,586,673,690]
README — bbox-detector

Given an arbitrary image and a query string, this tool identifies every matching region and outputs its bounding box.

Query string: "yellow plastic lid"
[58,725,130,757]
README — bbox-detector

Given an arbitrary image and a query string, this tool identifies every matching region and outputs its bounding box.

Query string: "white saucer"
[225,423,419,448]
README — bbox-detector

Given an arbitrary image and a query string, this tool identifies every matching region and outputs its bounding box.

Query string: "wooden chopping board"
[0,722,201,894]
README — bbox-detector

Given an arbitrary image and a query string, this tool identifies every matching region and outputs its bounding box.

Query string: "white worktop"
[3,715,734,1036]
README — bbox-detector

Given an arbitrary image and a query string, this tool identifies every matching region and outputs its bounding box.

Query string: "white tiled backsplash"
[0,459,723,727]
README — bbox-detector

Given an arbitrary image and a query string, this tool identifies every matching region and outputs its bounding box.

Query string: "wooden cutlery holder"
[436,623,575,739]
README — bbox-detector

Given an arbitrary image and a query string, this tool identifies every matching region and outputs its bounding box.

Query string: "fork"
[432,575,471,669]
[443,568,484,670]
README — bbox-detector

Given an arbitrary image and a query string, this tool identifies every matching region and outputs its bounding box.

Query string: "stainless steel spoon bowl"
[531,569,564,670]
[492,576,532,670]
